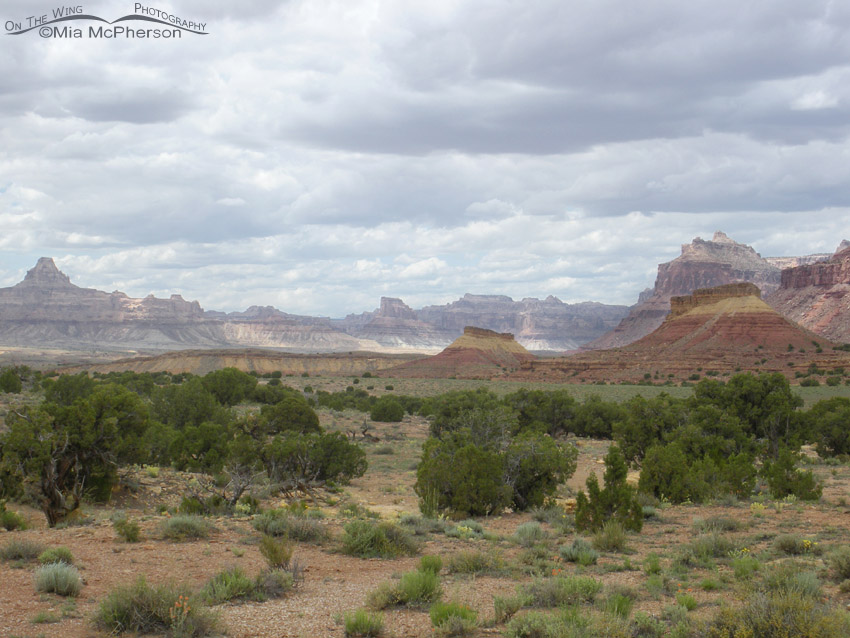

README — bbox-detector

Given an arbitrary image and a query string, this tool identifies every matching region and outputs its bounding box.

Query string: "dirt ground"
[2,413,850,638]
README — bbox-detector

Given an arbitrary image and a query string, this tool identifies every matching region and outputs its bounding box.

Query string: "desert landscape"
[3,233,850,638]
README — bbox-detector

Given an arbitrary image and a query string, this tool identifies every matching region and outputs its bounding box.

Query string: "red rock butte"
[510,283,850,384]
[384,326,536,379]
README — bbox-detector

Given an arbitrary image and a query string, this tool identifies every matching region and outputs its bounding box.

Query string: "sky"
[2,0,850,317]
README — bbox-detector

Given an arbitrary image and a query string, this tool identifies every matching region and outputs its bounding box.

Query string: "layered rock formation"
[767,243,850,343]
[0,258,377,353]
[512,283,849,384]
[413,294,628,351]
[0,259,626,356]
[585,232,783,350]
[333,298,452,350]
[385,326,536,379]
[73,349,422,377]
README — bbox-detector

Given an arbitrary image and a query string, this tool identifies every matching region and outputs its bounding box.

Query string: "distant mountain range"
[2,231,848,359]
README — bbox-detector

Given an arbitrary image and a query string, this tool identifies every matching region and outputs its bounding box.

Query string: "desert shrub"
[775,534,822,556]
[0,367,22,393]
[445,519,484,539]
[160,515,212,541]
[447,550,506,575]
[522,575,602,607]
[575,445,642,532]
[262,431,367,485]
[761,448,822,501]
[800,378,820,387]
[430,601,477,636]
[0,503,27,530]
[828,547,850,581]
[493,595,526,624]
[370,396,405,422]
[762,565,822,598]
[259,535,293,569]
[397,569,442,605]
[809,398,850,457]
[0,538,45,562]
[560,538,599,566]
[693,516,741,533]
[419,555,443,574]
[342,520,418,558]
[344,609,384,637]
[254,568,294,599]
[691,533,736,559]
[201,367,257,407]
[367,570,441,609]
[504,610,583,638]
[399,514,447,536]
[252,510,329,542]
[732,555,761,580]
[113,517,141,542]
[416,408,577,516]
[200,566,256,604]
[605,591,636,618]
[705,591,850,638]
[514,521,547,547]
[258,396,321,435]
[592,520,628,552]
[38,546,74,565]
[34,562,82,596]
[1,385,153,526]
[94,577,218,637]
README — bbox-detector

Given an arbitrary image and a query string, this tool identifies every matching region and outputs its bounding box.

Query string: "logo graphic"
[6,4,208,39]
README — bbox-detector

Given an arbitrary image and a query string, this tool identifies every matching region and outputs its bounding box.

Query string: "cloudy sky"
[2,0,849,316]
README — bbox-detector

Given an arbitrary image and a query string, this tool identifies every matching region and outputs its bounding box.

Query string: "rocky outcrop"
[0,258,377,353]
[586,232,783,350]
[414,294,628,351]
[511,284,847,384]
[767,243,850,343]
[335,298,452,349]
[385,326,535,379]
[69,349,422,377]
[669,283,761,317]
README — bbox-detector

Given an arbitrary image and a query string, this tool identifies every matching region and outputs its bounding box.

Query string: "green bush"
[94,577,218,637]
[34,562,82,596]
[761,448,822,501]
[521,575,602,607]
[397,569,442,605]
[592,520,628,552]
[160,515,212,541]
[254,568,295,599]
[706,591,850,638]
[344,609,384,637]
[514,521,547,547]
[419,555,443,574]
[200,566,256,604]
[252,509,329,542]
[0,503,27,530]
[370,397,405,422]
[575,445,642,532]
[113,517,141,542]
[38,546,74,565]
[342,520,418,558]
[259,535,293,569]
[560,537,599,566]
[367,569,441,609]
[446,550,505,575]
[775,534,822,556]
[0,538,45,562]
[430,600,477,636]
[828,547,850,581]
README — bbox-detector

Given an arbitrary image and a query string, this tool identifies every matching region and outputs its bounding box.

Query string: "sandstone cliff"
[767,243,850,343]
[585,232,782,350]
[512,283,848,384]
[385,326,536,379]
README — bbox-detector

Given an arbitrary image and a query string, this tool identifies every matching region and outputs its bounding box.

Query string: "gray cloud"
[1,0,850,316]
